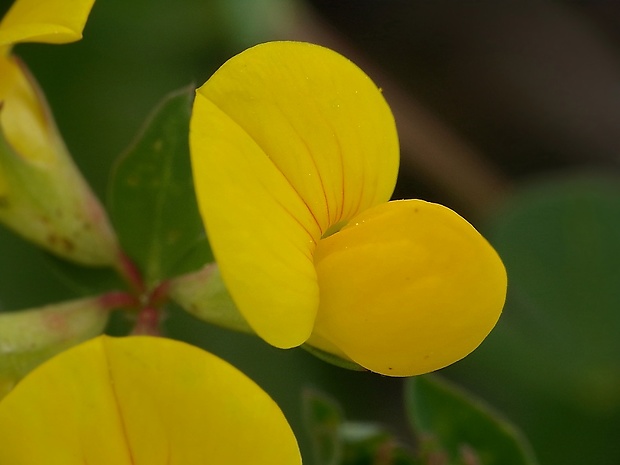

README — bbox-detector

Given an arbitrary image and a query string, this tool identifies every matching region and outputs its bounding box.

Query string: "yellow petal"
[313,200,507,376]
[198,42,398,231]
[191,94,320,348]
[0,54,59,166]
[0,0,95,47]
[0,336,301,465]
[191,41,398,348]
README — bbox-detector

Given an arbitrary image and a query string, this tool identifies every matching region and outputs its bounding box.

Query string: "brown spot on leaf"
[47,233,76,252]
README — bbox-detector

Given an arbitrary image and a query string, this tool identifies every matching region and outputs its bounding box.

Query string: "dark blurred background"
[2,1,620,464]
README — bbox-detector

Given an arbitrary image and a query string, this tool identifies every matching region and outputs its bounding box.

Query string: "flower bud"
[0,296,109,399]
[168,263,253,334]
[0,54,120,266]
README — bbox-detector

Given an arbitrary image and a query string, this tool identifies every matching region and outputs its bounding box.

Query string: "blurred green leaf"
[340,422,418,465]
[108,87,212,286]
[446,174,620,465]
[303,389,418,465]
[303,390,344,465]
[42,253,125,298]
[405,375,538,465]
[488,175,620,406]
[0,227,80,310]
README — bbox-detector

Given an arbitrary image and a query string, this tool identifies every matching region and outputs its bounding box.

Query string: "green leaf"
[302,389,418,465]
[0,227,80,310]
[445,173,620,465]
[42,254,125,298]
[405,375,538,465]
[339,422,418,465]
[488,175,620,406]
[302,389,344,465]
[108,87,212,286]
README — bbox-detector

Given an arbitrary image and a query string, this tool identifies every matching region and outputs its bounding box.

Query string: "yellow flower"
[0,0,119,266]
[190,41,507,376]
[0,335,301,465]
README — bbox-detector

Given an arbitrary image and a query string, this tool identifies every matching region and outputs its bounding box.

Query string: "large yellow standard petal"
[191,41,399,348]
[313,200,507,377]
[0,0,95,47]
[0,336,301,465]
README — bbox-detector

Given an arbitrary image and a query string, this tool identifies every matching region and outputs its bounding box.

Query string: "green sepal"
[302,344,366,372]
[0,112,118,267]
[168,263,251,334]
[0,297,109,399]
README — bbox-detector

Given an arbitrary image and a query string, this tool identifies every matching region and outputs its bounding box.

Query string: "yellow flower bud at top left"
[0,0,95,47]
[0,0,121,267]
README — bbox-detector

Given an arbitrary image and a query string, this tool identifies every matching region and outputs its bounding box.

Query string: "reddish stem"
[148,280,170,308]
[115,251,146,296]
[111,251,171,336]
[98,291,140,312]
[131,307,162,336]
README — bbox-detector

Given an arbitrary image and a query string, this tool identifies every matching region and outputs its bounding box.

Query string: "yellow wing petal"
[191,94,320,348]
[0,0,95,46]
[191,41,398,347]
[313,200,507,376]
[0,336,301,465]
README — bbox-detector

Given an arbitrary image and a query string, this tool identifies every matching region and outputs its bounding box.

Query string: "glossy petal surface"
[313,200,507,376]
[0,336,301,465]
[191,41,398,348]
[0,0,95,46]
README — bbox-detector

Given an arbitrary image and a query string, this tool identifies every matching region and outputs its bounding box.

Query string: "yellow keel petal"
[313,200,507,376]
